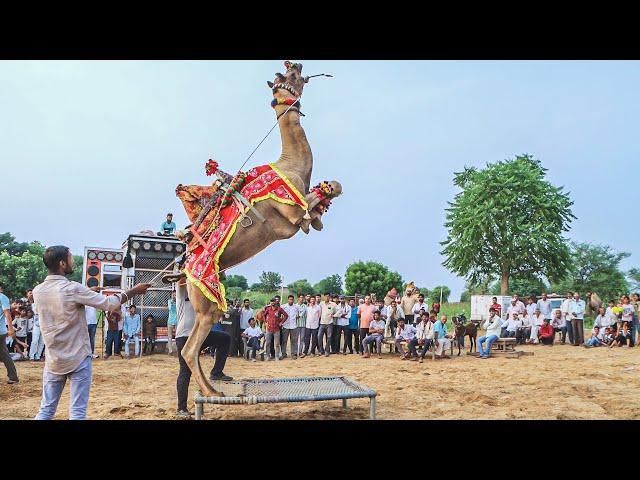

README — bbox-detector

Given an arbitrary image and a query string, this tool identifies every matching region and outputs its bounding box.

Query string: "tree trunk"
[500,270,509,295]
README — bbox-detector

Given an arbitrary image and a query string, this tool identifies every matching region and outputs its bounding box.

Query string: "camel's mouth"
[271,82,300,98]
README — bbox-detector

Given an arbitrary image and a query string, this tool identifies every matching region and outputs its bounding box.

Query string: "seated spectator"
[501,314,520,338]
[551,309,567,344]
[362,311,385,359]
[610,322,634,348]
[604,300,617,328]
[594,307,613,332]
[517,313,532,345]
[602,327,615,346]
[408,312,435,363]
[433,314,452,359]
[538,318,555,345]
[477,308,502,359]
[143,314,157,355]
[584,325,604,347]
[241,318,264,361]
[395,318,416,359]
[159,213,177,236]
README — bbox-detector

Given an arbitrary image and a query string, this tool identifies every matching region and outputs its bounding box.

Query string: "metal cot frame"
[194,376,378,420]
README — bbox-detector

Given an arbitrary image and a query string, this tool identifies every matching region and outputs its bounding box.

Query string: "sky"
[1,60,639,300]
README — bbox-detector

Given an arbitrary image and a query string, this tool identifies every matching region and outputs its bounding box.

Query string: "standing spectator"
[302,295,321,357]
[433,314,452,359]
[477,308,502,359]
[490,297,502,317]
[345,298,359,354]
[412,294,429,326]
[395,318,417,359]
[28,289,44,361]
[506,298,520,321]
[569,292,586,346]
[160,212,177,236]
[104,309,122,359]
[332,295,350,354]
[525,297,537,323]
[551,309,567,343]
[0,282,19,384]
[318,293,337,357]
[295,295,307,356]
[560,292,574,345]
[167,291,178,356]
[123,305,141,359]
[26,308,34,351]
[174,278,232,419]
[32,245,149,419]
[241,318,264,361]
[536,293,553,321]
[262,298,287,361]
[584,326,604,347]
[537,318,555,345]
[362,310,385,359]
[12,307,28,355]
[85,305,99,359]
[357,295,377,356]
[407,312,435,363]
[631,292,640,345]
[514,295,526,315]
[239,298,254,341]
[142,314,157,354]
[620,295,635,330]
[432,301,440,315]
[280,295,300,359]
[386,300,405,337]
[605,300,617,329]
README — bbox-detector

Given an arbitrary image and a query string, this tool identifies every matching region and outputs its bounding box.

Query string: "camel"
[453,318,477,355]
[179,61,342,397]
[585,292,603,317]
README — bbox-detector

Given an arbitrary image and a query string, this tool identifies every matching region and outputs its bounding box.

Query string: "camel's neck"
[272,105,312,193]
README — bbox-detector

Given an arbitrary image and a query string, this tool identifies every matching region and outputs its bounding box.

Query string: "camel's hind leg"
[181,282,224,397]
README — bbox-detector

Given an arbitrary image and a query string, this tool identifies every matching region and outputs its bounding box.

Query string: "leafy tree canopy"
[314,274,343,295]
[441,154,575,294]
[257,271,283,292]
[287,279,315,296]
[345,261,403,299]
[222,274,248,291]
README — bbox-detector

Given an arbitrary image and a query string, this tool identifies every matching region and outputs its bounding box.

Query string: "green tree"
[490,274,549,297]
[628,268,640,293]
[225,286,243,300]
[258,271,283,292]
[345,261,403,299]
[314,274,343,295]
[0,251,47,300]
[441,154,575,295]
[428,285,451,304]
[550,242,630,301]
[287,279,315,296]
[222,274,248,291]
[0,232,33,256]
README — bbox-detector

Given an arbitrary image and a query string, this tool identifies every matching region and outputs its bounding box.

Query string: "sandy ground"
[1,342,639,420]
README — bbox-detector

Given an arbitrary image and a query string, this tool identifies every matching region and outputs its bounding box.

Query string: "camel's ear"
[267,81,274,88]
[303,76,310,83]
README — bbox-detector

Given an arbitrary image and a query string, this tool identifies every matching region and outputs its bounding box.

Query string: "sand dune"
[1,343,639,420]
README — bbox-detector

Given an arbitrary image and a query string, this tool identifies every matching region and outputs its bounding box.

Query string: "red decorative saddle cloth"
[178,163,307,312]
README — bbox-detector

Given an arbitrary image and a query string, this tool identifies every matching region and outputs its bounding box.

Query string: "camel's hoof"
[311,218,324,231]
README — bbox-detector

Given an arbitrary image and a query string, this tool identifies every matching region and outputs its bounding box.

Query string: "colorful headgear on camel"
[271,97,301,109]
[205,159,218,177]
[406,281,415,290]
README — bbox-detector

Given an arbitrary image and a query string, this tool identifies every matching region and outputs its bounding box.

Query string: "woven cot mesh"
[205,376,375,403]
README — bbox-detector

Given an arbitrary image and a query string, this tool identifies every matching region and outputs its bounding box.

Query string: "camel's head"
[404,282,417,296]
[268,61,307,101]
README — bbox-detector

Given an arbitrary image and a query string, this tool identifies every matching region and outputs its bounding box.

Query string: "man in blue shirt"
[346,298,360,354]
[569,292,586,346]
[0,282,19,384]
[433,314,452,359]
[160,213,177,236]
[123,305,141,358]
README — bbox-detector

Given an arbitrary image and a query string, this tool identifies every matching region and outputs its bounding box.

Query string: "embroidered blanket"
[179,163,307,311]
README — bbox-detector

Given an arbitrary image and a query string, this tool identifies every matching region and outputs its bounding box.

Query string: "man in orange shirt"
[357,295,377,357]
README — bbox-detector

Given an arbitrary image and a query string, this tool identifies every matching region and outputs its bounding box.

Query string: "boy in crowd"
[241,318,264,361]
[395,317,416,359]
[602,327,615,346]
[12,307,29,355]
[104,308,122,359]
[610,322,634,348]
[143,314,157,355]
[362,310,385,359]
[584,325,604,347]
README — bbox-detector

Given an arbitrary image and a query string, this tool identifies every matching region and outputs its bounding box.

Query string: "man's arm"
[75,283,151,312]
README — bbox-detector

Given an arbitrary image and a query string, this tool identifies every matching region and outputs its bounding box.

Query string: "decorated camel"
[177,62,342,396]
